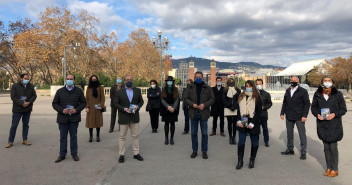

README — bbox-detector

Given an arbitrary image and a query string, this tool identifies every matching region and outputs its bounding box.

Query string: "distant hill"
[171,57,284,70]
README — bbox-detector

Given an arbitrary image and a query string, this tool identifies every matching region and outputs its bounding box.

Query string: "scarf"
[227,87,237,98]
[167,86,172,94]
[239,92,256,118]
[92,82,99,98]
[323,88,331,96]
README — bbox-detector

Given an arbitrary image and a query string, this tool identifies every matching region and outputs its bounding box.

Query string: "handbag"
[146,102,152,111]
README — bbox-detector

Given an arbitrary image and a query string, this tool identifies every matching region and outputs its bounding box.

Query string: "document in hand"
[20,96,27,101]
[241,117,249,127]
[129,104,138,114]
[66,104,74,110]
[321,108,330,120]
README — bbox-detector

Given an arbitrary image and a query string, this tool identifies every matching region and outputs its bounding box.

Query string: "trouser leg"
[21,112,31,141]
[8,112,22,143]
[286,120,295,150]
[296,120,307,154]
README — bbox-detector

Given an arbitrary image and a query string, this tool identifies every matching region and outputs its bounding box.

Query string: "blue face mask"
[126,81,133,88]
[22,79,29,85]
[246,88,253,92]
[66,80,74,86]
[195,78,203,84]
[167,81,173,86]
[116,79,122,84]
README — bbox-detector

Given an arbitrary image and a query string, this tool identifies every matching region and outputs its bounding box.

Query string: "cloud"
[129,0,352,66]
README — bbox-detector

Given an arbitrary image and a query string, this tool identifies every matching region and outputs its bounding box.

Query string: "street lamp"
[62,42,80,78]
[152,28,169,87]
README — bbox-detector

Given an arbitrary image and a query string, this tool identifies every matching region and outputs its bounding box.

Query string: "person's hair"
[216,77,222,81]
[88,75,100,88]
[20,74,29,79]
[224,78,240,92]
[291,76,300,82]
[238,80,262,103]
[150,79,158,86]
[161,81,179,100]
[67,74,75,80]
[320,75,335,85]
[194,71,203,78]
[125,75,133,80]
[256,79,263,84]
[186,79,193,83]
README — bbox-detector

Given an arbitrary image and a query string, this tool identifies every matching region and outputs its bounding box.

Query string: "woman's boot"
[249,145,259,168]
[236,145,245,170]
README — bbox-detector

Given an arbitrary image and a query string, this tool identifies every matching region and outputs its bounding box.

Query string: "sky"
[1,0,352,67]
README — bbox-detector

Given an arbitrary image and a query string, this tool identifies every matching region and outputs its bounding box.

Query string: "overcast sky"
[1,0,352,67]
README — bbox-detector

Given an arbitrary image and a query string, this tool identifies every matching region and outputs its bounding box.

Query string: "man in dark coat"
[210,77,225,136]
[109,76,122,133]
[256,79,272,147]
[280,76,310,160]
[184,71,215,159]
[114,75,144,163]
[52,74,87,163]
[182,79,193,134]
[6,74,37,148]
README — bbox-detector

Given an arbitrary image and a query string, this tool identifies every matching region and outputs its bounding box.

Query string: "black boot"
[170,138,174,145]
[89,128,93,143]
[249,145,259,169]
[164,137,169,145]
[236,145,245,170]
[229,132,233,145]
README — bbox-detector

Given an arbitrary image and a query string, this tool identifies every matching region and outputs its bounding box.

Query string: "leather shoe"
[300,153,306,160]
[72,155,79,161]
[323,169,331,176]
[5,142,13,148]
[209,132,216,136]
[119,155,125,163]
[202,152,208,159]
[265,142,269,147]
[182,131,188,135]
[134,154,144,161]
[220,132,226,137]
[190,152,197,158]
[22,140,31,146]
[328,170,338,177]
[164,138,169,145]
[55,156,65,163]
[96,137,101,142]
[170,138,174,145]
[109,130,113,133]
[281,149,294,155]
[89,137,93,143]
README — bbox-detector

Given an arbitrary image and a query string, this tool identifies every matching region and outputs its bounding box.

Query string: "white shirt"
[323,94,329,101]
[290,86,298,97]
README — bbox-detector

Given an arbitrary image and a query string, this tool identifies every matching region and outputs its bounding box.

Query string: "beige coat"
[85,86,105,128]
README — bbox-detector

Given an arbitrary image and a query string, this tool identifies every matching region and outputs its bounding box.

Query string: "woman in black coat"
[311,76,346,177]
[236,80,262,170]
[147,80,161,133]
[160,76,180,145]
[223,78,241,145]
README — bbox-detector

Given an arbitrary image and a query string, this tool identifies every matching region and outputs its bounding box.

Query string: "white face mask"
[217,82,222,86]
[256,85,263,90]
[323,82,332,88]
[151,84,156,89]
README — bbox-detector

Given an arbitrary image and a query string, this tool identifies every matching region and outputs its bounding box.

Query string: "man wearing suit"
[109,76,122,133]
[280,76,311,160]
[210,77,225,136]
[182,79,193,134]
[114,75,144,163]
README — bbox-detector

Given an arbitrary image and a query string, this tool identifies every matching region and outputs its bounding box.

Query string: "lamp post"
[152,29,169,87]
[62,43,80,78]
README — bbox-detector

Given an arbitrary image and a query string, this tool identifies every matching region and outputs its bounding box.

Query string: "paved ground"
[1,94,352,185]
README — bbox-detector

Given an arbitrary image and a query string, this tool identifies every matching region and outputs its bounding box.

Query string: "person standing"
[311,76,346,177]
[109,77,122,133]
[280,76,310,160]
[160,76,180,145]
[236,80,262,169]
[147,79,161,133]
[85,75,105,142]
[210,77,225,137]
[182,79,193,134]
[6,74,37,148]
[114,75,144,163]
[256,79,272,147]
[223,78,240,145]
[52,74,86,163]
[184,71,215,159]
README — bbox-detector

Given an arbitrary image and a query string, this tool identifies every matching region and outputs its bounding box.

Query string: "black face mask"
[229,83,235,87]
[290,82,298,87]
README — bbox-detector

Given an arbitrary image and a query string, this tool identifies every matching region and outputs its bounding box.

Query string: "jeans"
[59,121,79,157]
[184,108,190,133]
[149,109,160,130]
[191,113,208,152]
[8,112,31,143]
[286,120,307,154]
[238,131,259,147]
[212,115,224,132]
[259,119,269,143]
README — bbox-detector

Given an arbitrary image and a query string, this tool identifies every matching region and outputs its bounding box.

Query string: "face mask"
[195,78,203,84]
[126,81,133,88]
[22,79,29,85]
[66,80,74,86]
[323,82,332,88]
[290,82,298,87]
[167,81,173,86]
[116,79,122,84]
[246,88,253,92]
[217,82,222,86]
[229,83,235,87]
[256,85,263,90]
[151,84,156,89]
